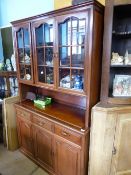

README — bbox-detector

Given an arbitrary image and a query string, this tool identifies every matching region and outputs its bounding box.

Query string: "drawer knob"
[61,131,69,136]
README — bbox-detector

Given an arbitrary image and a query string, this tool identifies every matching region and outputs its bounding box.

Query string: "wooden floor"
[0,144,48,175]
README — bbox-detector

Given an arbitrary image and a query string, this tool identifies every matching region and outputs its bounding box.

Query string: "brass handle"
[61,131,70,136]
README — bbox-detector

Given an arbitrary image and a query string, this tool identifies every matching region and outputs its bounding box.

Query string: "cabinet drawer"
[32,115,53,132]
[16,108,31,121]
[54,125,82,146]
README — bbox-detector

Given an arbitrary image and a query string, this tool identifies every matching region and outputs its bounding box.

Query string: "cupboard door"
[54,138,81,175]
[17,117,34,157]
[32,19,55,87]
[111,112,131,175]
[14,23,34,84]
[33,125,53,170]
[56,12,88,94]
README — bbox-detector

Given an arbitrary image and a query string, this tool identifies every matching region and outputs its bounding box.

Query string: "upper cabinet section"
[12,1,104,98]
[14,23,34,84]
[101,1,131,104]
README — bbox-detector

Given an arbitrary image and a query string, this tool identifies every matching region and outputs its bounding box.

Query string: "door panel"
[111,113,131,175]
[14,23,34,84]
[32,19,55,87]
[33,126,53,170]
[55,138,80,175]
[17,117,34,157]
[56,12,88,93]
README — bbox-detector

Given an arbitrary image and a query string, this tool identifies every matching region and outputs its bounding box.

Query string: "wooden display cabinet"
[101,0,131,105]
[12,1,104,175]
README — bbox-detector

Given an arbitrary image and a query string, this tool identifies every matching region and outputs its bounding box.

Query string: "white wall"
[0,0,54,27]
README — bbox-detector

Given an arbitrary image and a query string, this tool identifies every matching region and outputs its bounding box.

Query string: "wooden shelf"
[19,100,85,130]
[111,65,131,68]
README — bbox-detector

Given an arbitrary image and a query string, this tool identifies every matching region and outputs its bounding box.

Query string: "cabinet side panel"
[100,0,114,102]
[89,9,104,107]
[88,108,116,175]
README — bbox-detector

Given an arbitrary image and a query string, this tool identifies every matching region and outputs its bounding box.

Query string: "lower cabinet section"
[16,106,88,175]
[89,104,131,175]
[54,138,81,175]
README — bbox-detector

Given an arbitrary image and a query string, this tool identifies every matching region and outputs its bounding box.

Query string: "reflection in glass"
[20,65,25,79]
[44,23,53,46]
[17,29,23,48]
[24,28,29,46]
[37,48,44,65]
[46,67,54,84]
[38,66,45,83]
[18,49,24,63]
[72,46,85,67]
[59,69,70,88]
[36,25,43,46]
[71,69,84,91]
[35,23,53,47]
[25,48,31,64]
[45,47,53,66]
[59,19,71,45]
[59,47,70,66]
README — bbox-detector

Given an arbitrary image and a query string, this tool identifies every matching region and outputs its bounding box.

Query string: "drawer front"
[16,108,31,121]
[54,125,82,146]
[33,115,53,132]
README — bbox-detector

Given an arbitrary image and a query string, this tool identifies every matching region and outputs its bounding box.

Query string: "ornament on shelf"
[111,52,124,65]
[124,50,131,65]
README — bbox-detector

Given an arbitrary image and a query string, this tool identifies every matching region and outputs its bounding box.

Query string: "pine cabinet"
[12,1,104,175]
[89,103,131,175]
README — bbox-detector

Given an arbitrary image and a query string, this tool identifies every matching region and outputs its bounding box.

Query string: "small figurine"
[124,50,131,65]
[25,54,31,63]
[111,52,124,65]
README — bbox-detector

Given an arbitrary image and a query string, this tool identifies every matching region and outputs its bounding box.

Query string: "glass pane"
[72,46,85,67]
[72,17,78,45]
[45,47,53,66]
[59,47,70,67]
[20,65,25,79]
[37,48,44,65]
[25,48,31,64]
[18,49,24,63]
[17,28,23,48]
[38,66,45,83]
[46,67,54,84]
[25,66,32,80]
[71,69,84,91]
[59,19,71,45]
[24,28,29,46]
[78,19,86,45]
[44,23,53,46]
[36,25,44,46]
[59,68,71,88]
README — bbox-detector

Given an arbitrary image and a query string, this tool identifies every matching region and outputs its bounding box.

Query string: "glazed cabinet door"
[33,125,54,171]
[56,12,88,94]
[54,138,81,175]
[111,112,131,175]
[32,18,55,87]
[17,117,34,157]
[13,22,34,84]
